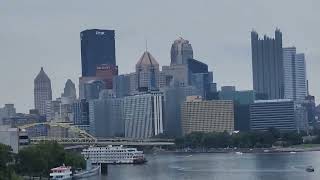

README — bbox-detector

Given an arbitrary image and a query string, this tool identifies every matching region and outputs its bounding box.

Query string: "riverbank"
[159,144,320,154]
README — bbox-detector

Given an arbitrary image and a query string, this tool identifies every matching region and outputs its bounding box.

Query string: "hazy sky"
[1,0,319,113]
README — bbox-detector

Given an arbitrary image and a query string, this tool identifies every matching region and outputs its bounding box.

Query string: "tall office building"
[34,67,52,115]
[45,97,73,122]
[113,75,129,98]
[283,47,307,101]
[294,53,307,101]
[163,86,200,136]
[81,80,106,100]
[0,104,16,124]
[251,29,284,99]
[124,92,164,139]
[136,51,160,91]
[62,79,76,100]
[89,97,124,138]
[81,29,116,77]
[170,37,193,65]
[181,97,234,135]
[218,86,255,132]
[45,99,61,121]
[72,99,89,125]
[0,104,16,118]
[162,64,189,87]
[191,72,213,99]
[95,64,118,89]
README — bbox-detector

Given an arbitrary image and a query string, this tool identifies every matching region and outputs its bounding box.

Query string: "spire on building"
[135,51,160,91]
[136,51,159,66]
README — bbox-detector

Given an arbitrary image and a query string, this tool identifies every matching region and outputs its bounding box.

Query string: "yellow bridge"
[19,122,174,146]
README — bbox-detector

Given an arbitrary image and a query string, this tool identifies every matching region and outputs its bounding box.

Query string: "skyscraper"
[82,80,106,100]
[81,29,116,77]
[62,79,76,100]
[294,53,307,101]
[124,92,164,139]
[251,29,284,99]
[283,47,307,101]
[72,99,89,125]
[89,97,124,138]
[34,67,52,116]
[170,37,193,65]
[136,51,160,91]
[283,47,296,100]
[163,85,200,136]
[95,64,118,89]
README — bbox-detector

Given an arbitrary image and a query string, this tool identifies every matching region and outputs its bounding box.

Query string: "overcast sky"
[0,0,319,113]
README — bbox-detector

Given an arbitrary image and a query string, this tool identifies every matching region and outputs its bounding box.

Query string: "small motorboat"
[306,166,314,172]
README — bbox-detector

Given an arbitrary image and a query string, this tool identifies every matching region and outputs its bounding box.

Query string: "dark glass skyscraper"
[81,29,116,77]
[251,29,284,100]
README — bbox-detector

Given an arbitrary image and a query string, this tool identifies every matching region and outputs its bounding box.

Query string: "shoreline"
[153,146,320,154]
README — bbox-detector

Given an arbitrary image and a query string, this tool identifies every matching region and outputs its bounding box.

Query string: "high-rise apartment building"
[170,37,193,65]
[136,51,160,91]
[181,98,234,135]
[34,67,52,116]
[251,29,284,99]
[81,29,116,77]
[283,47,307,101]
[124,92,164,139]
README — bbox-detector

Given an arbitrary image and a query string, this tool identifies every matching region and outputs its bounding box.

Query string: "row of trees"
[0,141,85,179]
[175,129,303,149]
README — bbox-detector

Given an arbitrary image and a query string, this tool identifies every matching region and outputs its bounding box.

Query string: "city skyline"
[1,0,320,112]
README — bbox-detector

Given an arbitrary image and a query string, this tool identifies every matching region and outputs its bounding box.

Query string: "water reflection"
[87,152,320,180]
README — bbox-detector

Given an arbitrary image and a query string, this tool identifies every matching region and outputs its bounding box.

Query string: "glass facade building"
[81,29,116,77]
[89,98,124,138]
[250,99,308,132]
[251,30,284,99]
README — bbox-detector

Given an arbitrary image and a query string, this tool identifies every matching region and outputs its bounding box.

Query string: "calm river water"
[87,151,320,180]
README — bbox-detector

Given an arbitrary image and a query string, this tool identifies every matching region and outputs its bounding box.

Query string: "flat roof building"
[181,99,234,135]
[250,99,308,132]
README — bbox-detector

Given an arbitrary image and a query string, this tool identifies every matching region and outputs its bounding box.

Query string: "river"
[86,151,320,180]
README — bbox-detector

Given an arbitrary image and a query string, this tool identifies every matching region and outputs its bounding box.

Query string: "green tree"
[0,143,21,180]
[16,141,85,177]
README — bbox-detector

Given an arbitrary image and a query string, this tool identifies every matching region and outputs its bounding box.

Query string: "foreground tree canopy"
[0,144,20,180]
[15,141,85,178]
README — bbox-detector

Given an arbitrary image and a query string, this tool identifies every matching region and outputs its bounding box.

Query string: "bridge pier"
[100,163,108,175]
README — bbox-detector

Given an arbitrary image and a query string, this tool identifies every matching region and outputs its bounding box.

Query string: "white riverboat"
[49,165,72,180]
[82,145,147,164]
